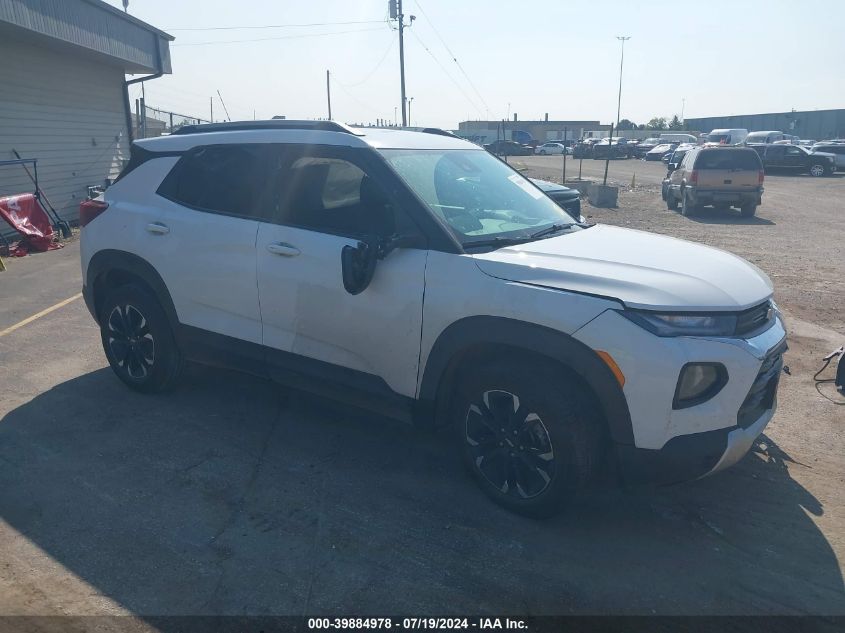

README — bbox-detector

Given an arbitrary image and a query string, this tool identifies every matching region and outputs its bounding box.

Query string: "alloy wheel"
[464,390,555,499]
[809,164,824,177]
[107,304,155,380]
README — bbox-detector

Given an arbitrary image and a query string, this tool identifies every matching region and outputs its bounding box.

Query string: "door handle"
[146,222,170,235]
[266,242,301,257]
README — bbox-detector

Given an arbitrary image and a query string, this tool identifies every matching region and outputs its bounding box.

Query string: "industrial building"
[685,109,845,141]
[458,117,609,145]
[0,0,173,226]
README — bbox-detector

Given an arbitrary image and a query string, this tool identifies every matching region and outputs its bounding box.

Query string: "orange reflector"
[596,351,625,387]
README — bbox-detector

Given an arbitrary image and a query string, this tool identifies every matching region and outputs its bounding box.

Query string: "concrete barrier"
[588,184,618,208]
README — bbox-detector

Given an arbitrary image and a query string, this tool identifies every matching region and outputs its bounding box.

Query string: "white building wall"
[0,36,130,227]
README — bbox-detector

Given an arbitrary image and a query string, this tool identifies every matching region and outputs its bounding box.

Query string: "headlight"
[673,363,728,409]
[619,310,738,337]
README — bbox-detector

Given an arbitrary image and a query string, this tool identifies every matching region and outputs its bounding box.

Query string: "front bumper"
[573,309,786,485]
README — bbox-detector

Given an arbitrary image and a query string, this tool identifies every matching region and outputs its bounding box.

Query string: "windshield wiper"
[529,222,574,239]
[462,236,534,250]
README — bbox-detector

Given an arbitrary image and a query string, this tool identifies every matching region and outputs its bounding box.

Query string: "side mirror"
[668,162,679,172]
[341,241,378,295]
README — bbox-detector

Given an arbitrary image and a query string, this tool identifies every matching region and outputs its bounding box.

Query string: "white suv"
[79,120,786,517]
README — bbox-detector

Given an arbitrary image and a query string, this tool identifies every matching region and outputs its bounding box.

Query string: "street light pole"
[408,97,414,127]
[615,36,630,132]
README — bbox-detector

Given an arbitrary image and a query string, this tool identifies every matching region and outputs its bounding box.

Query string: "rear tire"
[451,358,602,518]
[740,202,757,218]
[681,189,697,216]
[99,284,183,393]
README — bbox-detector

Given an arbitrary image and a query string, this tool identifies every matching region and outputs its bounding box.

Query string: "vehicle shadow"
[0,366,842,617]
[687,208,776,226]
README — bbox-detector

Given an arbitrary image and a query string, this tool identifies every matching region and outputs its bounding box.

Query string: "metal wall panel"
[0,0,172,73]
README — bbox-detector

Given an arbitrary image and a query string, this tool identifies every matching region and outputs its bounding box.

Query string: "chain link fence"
[133,100,210,138]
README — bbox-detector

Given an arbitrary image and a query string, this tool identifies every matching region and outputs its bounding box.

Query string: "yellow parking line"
[0,293,82,338]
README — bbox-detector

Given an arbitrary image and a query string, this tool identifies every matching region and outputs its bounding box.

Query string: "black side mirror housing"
[341,241,378,295]
[378,233,425,259]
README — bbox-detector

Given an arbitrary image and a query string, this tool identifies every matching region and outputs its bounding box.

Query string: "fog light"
[673,363,728,409]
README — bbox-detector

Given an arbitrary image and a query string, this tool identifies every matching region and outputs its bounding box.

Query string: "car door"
[149,143,267,346]
[764,145,785,169]
[782,145,805,170]
[255,143,428,399]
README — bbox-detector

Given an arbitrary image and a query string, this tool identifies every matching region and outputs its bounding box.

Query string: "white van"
[659,133,697,144]
[745,131,784,145]
[705,129,748,145]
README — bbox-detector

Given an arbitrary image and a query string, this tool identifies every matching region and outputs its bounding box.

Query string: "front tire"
[539,150,547,155]
[809,163,826,177]
[452,359,602,518]
[99,284,183,393]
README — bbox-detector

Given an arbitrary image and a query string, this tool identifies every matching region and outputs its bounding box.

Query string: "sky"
[107,0,845,129]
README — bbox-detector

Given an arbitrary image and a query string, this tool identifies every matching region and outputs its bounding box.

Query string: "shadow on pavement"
[687,208,776,226]
[0,365,843,616]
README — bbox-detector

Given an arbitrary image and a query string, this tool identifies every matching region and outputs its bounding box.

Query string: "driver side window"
[265,148,397,238]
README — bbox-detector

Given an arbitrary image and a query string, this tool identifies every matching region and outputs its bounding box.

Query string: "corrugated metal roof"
[0,0,172,74]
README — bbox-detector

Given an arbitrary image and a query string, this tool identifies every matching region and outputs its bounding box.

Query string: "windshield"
[379,149,577,246]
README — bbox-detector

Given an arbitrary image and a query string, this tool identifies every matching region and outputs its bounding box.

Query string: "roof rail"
[172,120,362,136]
[421,127,458,138]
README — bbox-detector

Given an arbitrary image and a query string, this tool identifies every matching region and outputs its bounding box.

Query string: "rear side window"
[694,150,761,170]
[158,144,267,217]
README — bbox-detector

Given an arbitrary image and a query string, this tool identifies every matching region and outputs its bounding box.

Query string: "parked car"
[635,137,663,158]
[572,138,601,159]
[798,139,817,147]
[664,146,764,216]
[534,142,567,155]
[592,138,630,159]
[661,144,701,200]
[745,131,786,145]
[80,119,785,517]
[658,133,698,144]
[810,144,845,170]
[530,178,584,222]
[483,140,533,156]
[705,129,748,145]
[645,142,678,161]
[751,143,837,177]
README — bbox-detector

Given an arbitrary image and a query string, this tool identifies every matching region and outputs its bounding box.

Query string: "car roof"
[135,122,478,153]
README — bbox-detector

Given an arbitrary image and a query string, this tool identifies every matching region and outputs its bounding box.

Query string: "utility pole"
[408,97,414,126]
[390,0,413,126]
[210,96,213,123]
[615,36,630,132]
[326,70,332,120]
[681,98,686,124]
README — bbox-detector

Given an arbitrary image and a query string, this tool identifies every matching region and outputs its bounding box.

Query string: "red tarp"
[0,193,62,256]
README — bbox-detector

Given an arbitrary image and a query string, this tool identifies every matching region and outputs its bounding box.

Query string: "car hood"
[531,178,577,197]
[470,225,773,311]
[811,151,836,158]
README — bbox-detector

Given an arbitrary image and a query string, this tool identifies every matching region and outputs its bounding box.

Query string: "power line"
[167,20,385,32]
[342,33,397,87]
[412,0,490,113]
[172,26,386,47]
[407,29,483,117]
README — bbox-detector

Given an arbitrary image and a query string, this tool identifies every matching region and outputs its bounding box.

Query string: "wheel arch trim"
[418,316,635,445]
[85,249,178,327]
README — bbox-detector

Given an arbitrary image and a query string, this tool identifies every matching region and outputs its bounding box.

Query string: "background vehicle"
[811,144,845,170]
[745,131,785,145]
[592,138,631,159]
[665,146,764,216]
[530,178,584,221]
[634,137,662,158]
[705,129,749,145]
[645,142,678,161]
[658,133,698,144]
[535,142,567,155]
[751,144,837,176]
[483,140,533,156]
[572,138,601,158]
[661,144,697,199]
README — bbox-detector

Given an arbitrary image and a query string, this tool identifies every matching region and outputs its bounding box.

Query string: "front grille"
[736,339,787,428]
[735,301,773,336]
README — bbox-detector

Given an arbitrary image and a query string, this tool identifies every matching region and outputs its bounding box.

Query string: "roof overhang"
[0,0,173,74]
